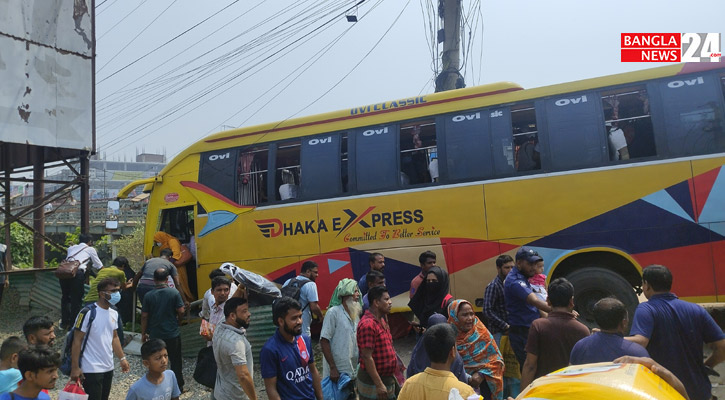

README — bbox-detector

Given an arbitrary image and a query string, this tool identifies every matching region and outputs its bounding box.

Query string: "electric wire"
[98,0,148,40]
[97,1,341,135]
[96,0,243,85]
[280,0,411,123]
[97,0,179,74]
[96,1,337,119]
[101,1,361,155]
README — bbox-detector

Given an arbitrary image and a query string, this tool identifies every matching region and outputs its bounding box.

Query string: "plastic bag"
[58,380,89,400]
[199,319,214,338]
[219,262,281,299]
[517,362,686,400]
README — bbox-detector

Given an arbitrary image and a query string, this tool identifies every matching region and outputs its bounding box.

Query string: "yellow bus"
[119,62,725,324]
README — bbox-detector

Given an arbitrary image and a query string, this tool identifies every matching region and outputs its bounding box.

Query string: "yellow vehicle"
[120,62,725,323]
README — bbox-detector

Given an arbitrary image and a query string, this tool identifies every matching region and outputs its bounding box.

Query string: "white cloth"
[79,305,118,373]
[67,243,103,271]
[320,305,358,379]
[608,127,628,160]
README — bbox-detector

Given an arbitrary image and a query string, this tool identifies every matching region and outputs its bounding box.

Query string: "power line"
[282,0,411,122]
[101,1,360,155]
[97,0,242,84]
[98,0,148,40]
[97,0,179,74]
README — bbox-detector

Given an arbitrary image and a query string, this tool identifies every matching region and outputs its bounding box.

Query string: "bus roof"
[130,61,723,193]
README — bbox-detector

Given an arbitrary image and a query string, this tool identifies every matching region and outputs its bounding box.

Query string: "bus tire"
[565,267,638,328]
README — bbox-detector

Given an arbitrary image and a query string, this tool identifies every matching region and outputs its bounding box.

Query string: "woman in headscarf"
[153,231,193,302]
[408,266,452,328]
[448,299,504,400]
[407,313,469,383]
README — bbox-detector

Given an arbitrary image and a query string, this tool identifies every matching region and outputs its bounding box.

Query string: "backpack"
[60,304,97,376]
[280,277,311,310]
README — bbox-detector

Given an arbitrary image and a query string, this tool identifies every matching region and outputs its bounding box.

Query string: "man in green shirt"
[84,261,128,304]
[141,268,186,392]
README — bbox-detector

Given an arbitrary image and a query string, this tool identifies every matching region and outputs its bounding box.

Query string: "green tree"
[64,227,80,247]
[112,224,145,271]
[9,223,33,268]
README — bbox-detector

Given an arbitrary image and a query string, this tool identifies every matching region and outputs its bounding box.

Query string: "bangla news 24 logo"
[621,33,721,62]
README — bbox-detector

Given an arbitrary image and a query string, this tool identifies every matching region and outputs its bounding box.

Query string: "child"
[0,345,60,400]
[125,339,180,400]
[0,337,25,394]
[529,259,548,302]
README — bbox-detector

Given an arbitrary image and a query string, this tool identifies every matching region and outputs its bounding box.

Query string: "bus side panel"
[196,202,321,267]
[447,241,519,309]
[486,159,719,300]
[691,157,725,302]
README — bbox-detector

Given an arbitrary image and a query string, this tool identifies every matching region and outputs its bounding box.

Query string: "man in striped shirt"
[483,255,514,346]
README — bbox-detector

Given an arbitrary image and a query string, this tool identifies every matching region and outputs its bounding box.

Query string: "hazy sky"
[94,0,725,163]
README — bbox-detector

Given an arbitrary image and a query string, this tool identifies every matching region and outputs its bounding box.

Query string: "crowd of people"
[1,237,724,400]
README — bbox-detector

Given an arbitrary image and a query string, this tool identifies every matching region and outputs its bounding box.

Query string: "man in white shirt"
[200,269,238,320]
[70,277,130,400]
[60,234,103,330]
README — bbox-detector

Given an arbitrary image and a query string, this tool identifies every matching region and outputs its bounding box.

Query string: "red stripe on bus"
[180,181,254,210]
[205,87,522,144]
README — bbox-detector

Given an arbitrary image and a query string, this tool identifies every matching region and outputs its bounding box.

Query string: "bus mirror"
[106,200,120,230]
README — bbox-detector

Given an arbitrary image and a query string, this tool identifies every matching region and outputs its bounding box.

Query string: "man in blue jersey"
[261,297,323,400]
[627,265,725,400]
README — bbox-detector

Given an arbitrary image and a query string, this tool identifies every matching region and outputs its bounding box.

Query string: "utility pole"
[435,0,463,92]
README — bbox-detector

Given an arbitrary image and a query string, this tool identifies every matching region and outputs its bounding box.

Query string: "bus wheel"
[565,267,638,328]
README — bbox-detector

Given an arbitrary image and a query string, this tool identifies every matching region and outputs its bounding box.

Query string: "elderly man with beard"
[321,279,362,393]
[261,297,323,400]
[213,297,256,400]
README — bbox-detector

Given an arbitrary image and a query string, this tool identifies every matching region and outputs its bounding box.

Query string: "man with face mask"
[213,297,256,400]
[141,268,186,393]
[70,277,130,400]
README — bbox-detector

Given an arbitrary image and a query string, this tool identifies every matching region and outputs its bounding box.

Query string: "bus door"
[158,205,197,296]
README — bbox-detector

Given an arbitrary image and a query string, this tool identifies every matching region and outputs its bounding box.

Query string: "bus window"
[490,107,515,176]
[443,110,493,180]
[300,134,341,199]
[199,149,237,202]
[355,124,398,193]
[659,74,725,156]
[545,92,604,170]
[511,103,540,172]
[400,120,437,185]
[275,141,301,201]
[601,86,656,161]
[238,146,268,206]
